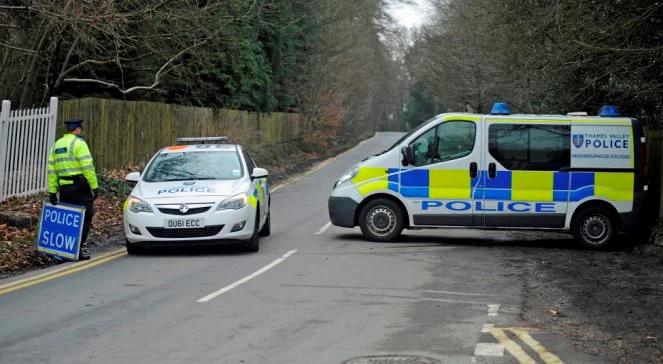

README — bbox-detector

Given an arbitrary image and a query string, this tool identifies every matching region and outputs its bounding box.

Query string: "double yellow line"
[0,248,127,297]
[490,327,563,364]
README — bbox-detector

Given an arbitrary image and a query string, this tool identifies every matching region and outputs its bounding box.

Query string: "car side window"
[409,121,476,167]
[436,121,476,162]
[242,150,256,172]
[409,127,437,167]
[489,124,570,170]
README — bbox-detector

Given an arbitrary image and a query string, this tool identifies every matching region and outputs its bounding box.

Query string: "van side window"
[489,124,570,170]
[410,127,437,166]
[409,121,476,167]
[436,121,476,162]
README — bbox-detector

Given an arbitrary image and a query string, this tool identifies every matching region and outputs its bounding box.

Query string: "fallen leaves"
[0,172,131,276]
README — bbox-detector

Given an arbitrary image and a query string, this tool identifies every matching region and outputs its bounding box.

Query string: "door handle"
[488,162,496,178]
[469,162,477,178]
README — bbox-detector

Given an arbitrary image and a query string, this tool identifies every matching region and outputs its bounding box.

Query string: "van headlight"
[218,193,248,210]
[128,196,153,213]
[334,166,359,188]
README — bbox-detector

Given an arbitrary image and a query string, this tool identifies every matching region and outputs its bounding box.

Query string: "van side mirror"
[251,167,268,179]
[401,146,416,166]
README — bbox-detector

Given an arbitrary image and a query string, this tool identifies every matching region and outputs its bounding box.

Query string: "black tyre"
[259,209,271,237]
[126,241,144,255]
[572,206,617,248]
[245,210,260,252]
[358,198,405,242]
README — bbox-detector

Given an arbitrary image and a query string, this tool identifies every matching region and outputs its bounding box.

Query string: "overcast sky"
[388,0,433,28]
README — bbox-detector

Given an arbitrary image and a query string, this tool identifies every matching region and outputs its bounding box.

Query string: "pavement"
[0,132,628,363]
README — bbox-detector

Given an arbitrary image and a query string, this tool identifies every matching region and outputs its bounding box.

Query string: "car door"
[483,119,570,228]
[403,119,483,226]
[243,150,267,225]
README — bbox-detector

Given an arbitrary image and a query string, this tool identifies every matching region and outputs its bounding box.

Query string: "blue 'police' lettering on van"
[421,200,557,213]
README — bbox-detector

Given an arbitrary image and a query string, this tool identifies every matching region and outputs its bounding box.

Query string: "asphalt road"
[0,133,599,364]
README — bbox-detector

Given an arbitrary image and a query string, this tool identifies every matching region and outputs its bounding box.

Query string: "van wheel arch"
[355,194,410,228]
[571,200,620,248]
[571,200,620,231]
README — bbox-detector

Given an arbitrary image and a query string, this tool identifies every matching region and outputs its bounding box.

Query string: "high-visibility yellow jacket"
[47,133,98,193]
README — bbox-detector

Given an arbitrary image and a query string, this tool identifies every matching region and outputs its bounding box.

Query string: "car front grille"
[146,225,224,238]
[157,206,211,215]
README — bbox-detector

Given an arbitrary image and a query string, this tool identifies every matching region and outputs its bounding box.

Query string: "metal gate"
[0,97,58,201]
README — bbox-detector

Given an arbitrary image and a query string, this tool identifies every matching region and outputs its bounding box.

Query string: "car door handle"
[488,162,496,178]
[469,162,477,178]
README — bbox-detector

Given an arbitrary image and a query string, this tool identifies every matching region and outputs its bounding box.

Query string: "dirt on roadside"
[499,232,663,363]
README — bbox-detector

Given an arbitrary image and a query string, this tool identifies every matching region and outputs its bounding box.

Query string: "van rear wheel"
[358,198,405,242]
[572,206,617,248]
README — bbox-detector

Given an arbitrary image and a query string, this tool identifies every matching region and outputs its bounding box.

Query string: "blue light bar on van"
[598,105,620,117]
[491,102,511,115]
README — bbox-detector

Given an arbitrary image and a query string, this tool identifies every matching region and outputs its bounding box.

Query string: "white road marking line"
[481,323,495,333]
[488,304,500,316]
[474,343,505,357]
[196,249,298,303]
[422,289,498,297]
[315,221,332,235]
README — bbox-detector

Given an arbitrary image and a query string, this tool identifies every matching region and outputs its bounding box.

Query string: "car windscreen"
[143,151,243,182]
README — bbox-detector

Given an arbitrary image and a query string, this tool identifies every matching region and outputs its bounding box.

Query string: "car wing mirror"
[401,146,415,166]
[251,167,268,179]
[125,172,140,187]
[126,171,140,183]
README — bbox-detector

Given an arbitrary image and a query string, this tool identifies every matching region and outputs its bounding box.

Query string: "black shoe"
[79,253,91,261]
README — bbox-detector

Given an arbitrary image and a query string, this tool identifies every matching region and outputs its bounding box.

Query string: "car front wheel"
[259,209,271,237]
[358,198,405,242]
[572,206,617,248]
[245,209,260,252]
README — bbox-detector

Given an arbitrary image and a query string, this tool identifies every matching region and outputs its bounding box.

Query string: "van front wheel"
[572,207,617,248]
[359,198,405,242]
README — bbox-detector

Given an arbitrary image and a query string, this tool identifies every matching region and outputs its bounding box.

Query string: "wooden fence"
[57,98,301,170]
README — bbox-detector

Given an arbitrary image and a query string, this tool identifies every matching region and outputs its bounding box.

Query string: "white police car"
[123,137,270,253]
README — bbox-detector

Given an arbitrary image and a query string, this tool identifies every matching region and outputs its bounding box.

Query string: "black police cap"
[64,119,84,130]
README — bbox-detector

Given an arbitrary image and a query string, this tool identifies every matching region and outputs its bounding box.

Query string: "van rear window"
[489,124,570,171]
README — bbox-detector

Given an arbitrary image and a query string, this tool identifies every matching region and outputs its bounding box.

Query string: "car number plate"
[164,218,205,229]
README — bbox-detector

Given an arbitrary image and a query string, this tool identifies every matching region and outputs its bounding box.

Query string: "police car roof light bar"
[598,105,620,117]
[491,102,511,115]
[176,136,228,144]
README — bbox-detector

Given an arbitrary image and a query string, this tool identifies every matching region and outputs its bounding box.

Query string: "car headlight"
[334,166,359,188]
[128,196,153,213]
[218,193,248,210]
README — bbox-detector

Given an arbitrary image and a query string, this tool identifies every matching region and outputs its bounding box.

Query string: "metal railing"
[0,97,58,201]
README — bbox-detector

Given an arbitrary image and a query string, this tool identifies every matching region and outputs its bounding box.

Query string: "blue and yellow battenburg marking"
[248,188,259,207]
[351,167,633,202]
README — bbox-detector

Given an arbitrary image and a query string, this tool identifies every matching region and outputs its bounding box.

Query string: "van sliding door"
[482,120,570,228]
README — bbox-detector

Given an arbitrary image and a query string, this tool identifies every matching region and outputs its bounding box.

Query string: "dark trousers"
[59,195,94,251]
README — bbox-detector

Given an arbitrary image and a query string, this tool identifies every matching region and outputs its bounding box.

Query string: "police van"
[329,104,647,248]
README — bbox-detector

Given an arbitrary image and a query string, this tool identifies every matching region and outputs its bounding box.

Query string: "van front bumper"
[328,196,358,228]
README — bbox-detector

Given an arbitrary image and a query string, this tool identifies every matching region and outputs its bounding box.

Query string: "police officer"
[47,119,98,260]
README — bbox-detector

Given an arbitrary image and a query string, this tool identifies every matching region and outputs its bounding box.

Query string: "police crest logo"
[572,134,584,148]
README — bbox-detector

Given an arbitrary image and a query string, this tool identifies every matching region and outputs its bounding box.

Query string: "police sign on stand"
[37,202,85,261]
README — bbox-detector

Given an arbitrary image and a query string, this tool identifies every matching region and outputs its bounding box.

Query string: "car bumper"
[328,196,359,228]
[124,205,255,244]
